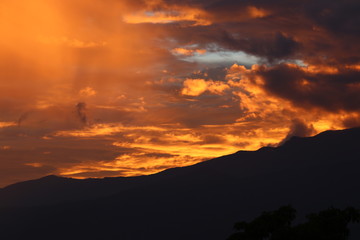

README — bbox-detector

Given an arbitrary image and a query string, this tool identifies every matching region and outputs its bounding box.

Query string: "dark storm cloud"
[257,64,360,112]
[221,32,300,61]
[305,0,360,36]
[158,0,359,65]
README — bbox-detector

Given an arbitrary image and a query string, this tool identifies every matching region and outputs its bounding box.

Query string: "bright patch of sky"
[180,50,262,67]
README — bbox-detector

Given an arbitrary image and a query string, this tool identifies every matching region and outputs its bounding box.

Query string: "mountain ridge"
[0,127,359,240]
[0,127,359,208]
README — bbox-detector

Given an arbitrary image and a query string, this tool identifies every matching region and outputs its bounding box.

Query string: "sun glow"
[0,0,359,187]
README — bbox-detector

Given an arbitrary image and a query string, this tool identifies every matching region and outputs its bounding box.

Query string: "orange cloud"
[123,7,211,26]
[0,122,17,128]
[172,48,207,56]
[79,87,97,97]
[181,78,230,96]
[247,6,270,18]
[25,163,44,168]
[0,0,359,187]
[181,79,208,96]
[58,153,203,178]
[226,63,356,134]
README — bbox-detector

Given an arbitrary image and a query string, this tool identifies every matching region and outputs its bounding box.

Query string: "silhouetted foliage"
[228,206,360,240]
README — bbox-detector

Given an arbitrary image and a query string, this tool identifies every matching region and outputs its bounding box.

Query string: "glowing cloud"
[172,48,207,56]
[0,122,17,128]
[123,7,211,26]
[79,87,97,97]
[247,6,270,18]
[181,79,229,96]
[0,0,359,187]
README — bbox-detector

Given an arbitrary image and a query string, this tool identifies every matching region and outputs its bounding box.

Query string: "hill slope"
[0,127,359,240]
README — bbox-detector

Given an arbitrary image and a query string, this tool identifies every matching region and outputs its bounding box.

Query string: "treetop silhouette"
[228,206,360,240]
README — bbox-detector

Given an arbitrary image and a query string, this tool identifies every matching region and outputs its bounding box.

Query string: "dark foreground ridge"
[0,127,360,240]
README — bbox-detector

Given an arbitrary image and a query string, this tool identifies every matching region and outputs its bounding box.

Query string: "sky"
[0,0,359,187]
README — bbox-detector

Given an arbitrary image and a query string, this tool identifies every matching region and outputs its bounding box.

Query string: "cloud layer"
[0,0,359,186]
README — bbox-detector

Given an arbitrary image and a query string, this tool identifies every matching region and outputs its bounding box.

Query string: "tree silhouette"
[227,206,360,240]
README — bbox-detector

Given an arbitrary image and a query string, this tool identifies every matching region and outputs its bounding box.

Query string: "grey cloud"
[279,119,316,145]
[258,64,360,112]
[76,102,88,125]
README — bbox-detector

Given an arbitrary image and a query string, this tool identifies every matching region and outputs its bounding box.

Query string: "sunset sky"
[0,0,359,187]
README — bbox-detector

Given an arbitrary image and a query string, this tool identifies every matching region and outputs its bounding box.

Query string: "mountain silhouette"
[0,127,359,240]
